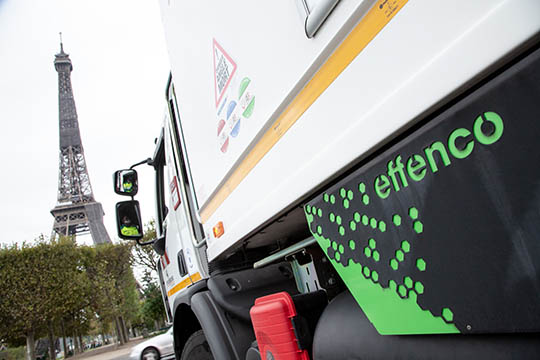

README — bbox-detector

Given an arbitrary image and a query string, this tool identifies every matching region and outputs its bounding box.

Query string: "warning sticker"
[170,176,181,211]
[213,39,237,107]
[213,39,256,154]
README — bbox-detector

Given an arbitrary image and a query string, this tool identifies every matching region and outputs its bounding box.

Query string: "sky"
[0,0,170,246]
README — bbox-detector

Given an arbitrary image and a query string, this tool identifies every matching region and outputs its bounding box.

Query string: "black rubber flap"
[307,47,540,334]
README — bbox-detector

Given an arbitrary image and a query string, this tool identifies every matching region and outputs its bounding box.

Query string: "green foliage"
[120,267,141,325]
[132,220,158,280]
[0,346,26,360]
[139,282,166,328]
[0,237,141,350]
[130,220,166,329]
[0,240,60,343]
[81,242,140,344]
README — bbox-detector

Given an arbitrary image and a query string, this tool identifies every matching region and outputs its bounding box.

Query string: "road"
[70,338,147,360]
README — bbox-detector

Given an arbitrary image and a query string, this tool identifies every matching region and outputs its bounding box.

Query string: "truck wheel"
[181,330,213,360]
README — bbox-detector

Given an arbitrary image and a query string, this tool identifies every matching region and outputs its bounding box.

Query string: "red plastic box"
[250,292,310,360]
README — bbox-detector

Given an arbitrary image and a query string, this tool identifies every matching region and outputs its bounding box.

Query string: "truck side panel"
[200,0,540,261]
[159,1,540,264]
[158,0,367,207]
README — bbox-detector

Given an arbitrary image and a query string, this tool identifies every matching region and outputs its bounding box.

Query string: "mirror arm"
[136,236,158,247]
[130,157,153,170]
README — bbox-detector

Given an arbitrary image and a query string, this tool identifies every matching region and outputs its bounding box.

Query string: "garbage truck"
[113,0,540,358]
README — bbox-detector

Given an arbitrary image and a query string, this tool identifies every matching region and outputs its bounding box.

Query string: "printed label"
[213,39,256,153]
[213,39,237,107]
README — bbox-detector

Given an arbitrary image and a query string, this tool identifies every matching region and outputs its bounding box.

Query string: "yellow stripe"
[190,272,202,282]
[200,0,408,223]
[167,272,202,297]
[167,277,191,297]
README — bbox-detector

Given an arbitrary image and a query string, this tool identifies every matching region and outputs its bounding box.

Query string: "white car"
[130,327,175,360]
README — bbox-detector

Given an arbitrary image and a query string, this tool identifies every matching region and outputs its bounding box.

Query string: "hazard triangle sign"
[213,39,237,107]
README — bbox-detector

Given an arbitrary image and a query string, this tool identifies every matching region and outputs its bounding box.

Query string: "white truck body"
[158,0,540,261]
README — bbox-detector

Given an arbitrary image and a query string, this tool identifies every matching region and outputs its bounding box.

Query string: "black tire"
[141,346,160,360]
[180,330,214,360]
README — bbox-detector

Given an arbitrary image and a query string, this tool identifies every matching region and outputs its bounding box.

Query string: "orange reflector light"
[213,221,225,238]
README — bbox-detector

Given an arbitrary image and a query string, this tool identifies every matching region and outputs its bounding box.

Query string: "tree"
[0,238,144,357]
[131,220,166,329]
[42,236,91,360]
[131,220,158,279]
[82,243,138,345]
[0,236,95,359]
[0,240,62,359]
[139,281,166,329]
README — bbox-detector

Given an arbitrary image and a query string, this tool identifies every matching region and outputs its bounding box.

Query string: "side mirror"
[114,169,138,196]
[116,200,143,240]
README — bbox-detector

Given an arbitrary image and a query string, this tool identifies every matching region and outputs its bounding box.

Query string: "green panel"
[303,51,540,334]
[305,211,459,335]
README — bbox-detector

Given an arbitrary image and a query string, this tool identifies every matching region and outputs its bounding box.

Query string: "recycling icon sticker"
[213,39,256,153]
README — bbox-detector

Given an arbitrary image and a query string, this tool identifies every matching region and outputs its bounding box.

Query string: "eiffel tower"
[50,39,111,244]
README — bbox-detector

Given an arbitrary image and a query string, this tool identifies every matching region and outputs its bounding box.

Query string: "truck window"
[153,130,170,237]
[166,77,205,243]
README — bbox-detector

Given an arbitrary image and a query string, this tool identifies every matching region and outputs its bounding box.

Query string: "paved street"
[70,338,146,360]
